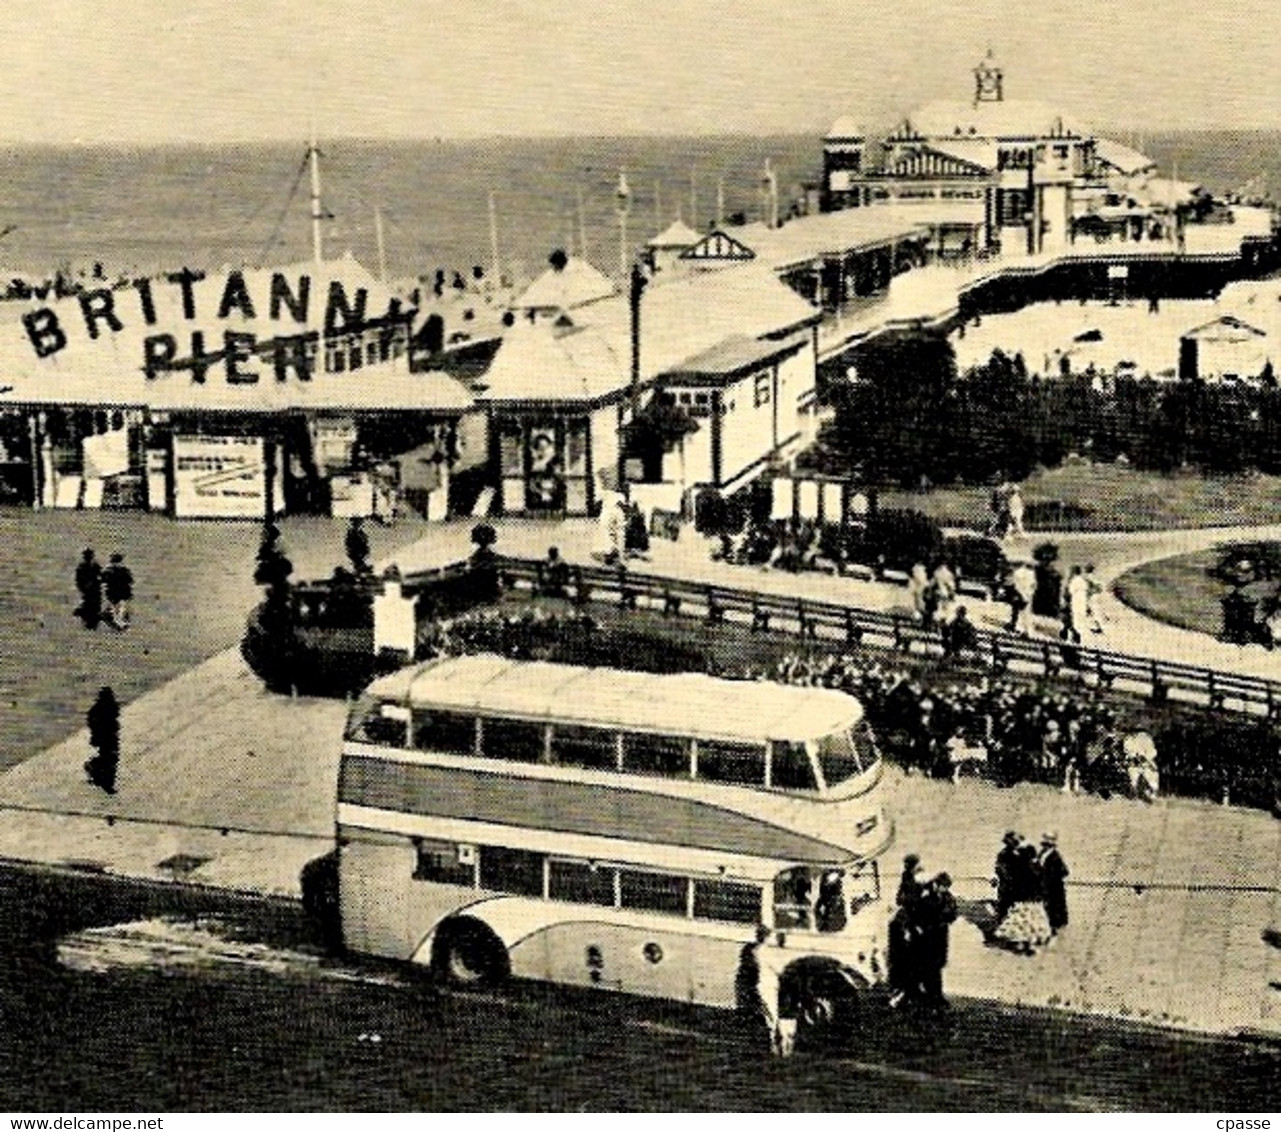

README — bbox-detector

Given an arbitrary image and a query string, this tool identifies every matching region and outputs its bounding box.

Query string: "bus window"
[345,696,408,746]
[619,870,688,917]
[413,838,475,886]
[815,727,864,787]
[480,717,547,763]
[773,867,816,931]
[550,725,618,771]
[479,845,545,897]
[548,859,616,907]
[697,740,766,786]
[413,711,477,756]
[622,732,689,778]
[770,741,818,791]
[693,879,762,924]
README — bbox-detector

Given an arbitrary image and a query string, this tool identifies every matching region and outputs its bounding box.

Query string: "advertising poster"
[172,434,269,519]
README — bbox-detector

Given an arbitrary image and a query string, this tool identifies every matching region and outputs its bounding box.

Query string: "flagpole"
[617,169,632,282]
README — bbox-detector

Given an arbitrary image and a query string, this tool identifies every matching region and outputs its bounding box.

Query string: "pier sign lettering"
[19,268,393,384]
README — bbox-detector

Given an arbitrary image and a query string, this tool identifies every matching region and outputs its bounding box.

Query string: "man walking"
[74,548,102,630]
[85,686,120,794]
[1038,832,1070,936]
[101,553,134,631]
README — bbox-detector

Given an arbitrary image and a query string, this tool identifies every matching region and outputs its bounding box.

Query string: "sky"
[3,0,1279,143]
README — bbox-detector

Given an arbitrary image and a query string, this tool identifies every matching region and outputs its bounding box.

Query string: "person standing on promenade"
[101,553,134,631]
[918,873,958,1009]
[1038,832,1070,937]
[345,516,372,576]
[908,563,931,623]
[74,548,102,630]
[1084,564,1106,634]
[1006,484,1026,539]
[1063,565,1089,645]
[1008,560,1037,636]
[993,831,1023,921]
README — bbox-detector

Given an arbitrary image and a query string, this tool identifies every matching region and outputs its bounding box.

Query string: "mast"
[654,181,662,232]
[577,185,590,263]
[488,191,502,283]
[616,169,631,281]
[717,177,725,228]
[374,206,387,283]
[308,130,324,266]
[689,167,697,230]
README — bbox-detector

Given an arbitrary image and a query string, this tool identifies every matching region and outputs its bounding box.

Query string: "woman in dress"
[990,840,1053,954]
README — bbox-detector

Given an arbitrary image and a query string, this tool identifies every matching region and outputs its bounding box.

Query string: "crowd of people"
[771,651,1159,799]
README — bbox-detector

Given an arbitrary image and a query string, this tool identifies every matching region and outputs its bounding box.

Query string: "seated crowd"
[769,652,1158,800]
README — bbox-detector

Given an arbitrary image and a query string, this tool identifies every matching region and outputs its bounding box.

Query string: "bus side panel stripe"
[339,757,846,863]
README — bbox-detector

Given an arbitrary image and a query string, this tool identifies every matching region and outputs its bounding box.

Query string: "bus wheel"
[786,960,861,1043]
[432,920,509,987]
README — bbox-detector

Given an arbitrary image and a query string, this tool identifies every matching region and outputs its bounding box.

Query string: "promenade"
[2,516,1280,1039]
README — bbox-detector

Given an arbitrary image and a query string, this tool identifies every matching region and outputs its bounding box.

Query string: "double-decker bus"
[337,655,893,1028]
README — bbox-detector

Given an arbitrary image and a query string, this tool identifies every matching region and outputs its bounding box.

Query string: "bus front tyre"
[432,920,508,987]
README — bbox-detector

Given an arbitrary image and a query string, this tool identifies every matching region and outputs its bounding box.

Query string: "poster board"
[172,434,270,519]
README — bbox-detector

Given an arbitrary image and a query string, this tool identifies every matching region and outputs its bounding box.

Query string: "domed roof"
[825,115,865,141]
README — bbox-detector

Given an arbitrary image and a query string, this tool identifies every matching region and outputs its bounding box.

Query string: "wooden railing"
[448,556,1281,720]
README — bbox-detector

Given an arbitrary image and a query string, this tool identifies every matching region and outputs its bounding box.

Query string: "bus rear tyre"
[432,920,509,987]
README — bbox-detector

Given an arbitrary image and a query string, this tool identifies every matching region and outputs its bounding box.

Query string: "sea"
[0,130,1277,289]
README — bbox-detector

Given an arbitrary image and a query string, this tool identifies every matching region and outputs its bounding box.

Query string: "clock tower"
[973,49,1003,103]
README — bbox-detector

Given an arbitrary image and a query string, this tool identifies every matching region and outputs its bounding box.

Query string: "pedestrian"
[101,553,134,631]
[346,516,372,575]
[1038,832,1070,936]
[1084,564,1105,633]
[996,830,1028,915]
[1063,565,1089,645]
[897,853,925,909]
[886,901,920,1009]
[74,548,102,629]
[751,926,796,1057]
[931,561,959,624]
[990,840,1052,954]
[943,605,979,658]
[918,873,958,1009]
[908,563,931,623]
[541,546,571,598]
[1008,560,1037,636]
[1006,485,1026,539]
[85,686,120,794]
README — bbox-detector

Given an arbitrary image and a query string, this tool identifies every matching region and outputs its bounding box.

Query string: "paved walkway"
[2,516,1281,1038]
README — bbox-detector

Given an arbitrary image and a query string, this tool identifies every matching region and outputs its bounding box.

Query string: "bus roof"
[363,655,863,743]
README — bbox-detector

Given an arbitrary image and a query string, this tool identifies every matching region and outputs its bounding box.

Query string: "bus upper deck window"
[413,711,477,756]
[346,697,407,746]
[770,741,818,791]
[815,727,864,787]
[480,717,546,763]
[550,725,618,771]
[622,733,689,777]
[697,740,765,787]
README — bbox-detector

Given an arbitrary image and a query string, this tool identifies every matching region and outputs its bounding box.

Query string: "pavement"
[3,515,1281,1039]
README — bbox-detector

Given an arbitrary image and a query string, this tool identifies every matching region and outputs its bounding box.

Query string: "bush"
[1022,500,1096,530]
[847,508,944,574]
[943,534,1008,588]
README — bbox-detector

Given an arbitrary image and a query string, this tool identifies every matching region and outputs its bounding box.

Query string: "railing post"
[798,603,816,639]
[663,587,681,616]
[1150,659,1169,703]
[706,587,724,624]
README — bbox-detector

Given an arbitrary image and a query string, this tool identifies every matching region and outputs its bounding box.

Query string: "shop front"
[0,260,476,520]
